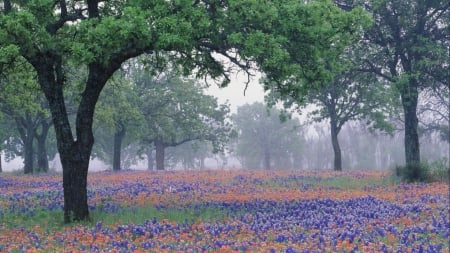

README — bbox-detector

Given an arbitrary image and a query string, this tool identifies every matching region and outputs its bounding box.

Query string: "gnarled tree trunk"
[33,55,112,222]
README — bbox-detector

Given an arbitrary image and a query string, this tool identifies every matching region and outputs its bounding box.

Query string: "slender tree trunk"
[147,146,154,170]
[199,157,205,170]
[0,152,3,172]
[36,120,51,172]
[155,139,166,170]
[23,133,34,174]
[330,120,342,171]
[401,79,420,167]
[263,148,271,170]
[113,126,126,171]
[15,114,35,174]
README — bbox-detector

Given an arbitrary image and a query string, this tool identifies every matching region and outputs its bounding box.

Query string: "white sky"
[205,71,266,113]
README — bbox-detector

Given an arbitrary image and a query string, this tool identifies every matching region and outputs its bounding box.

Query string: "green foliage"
[259,0,371,100]
[0,58,47,115]
[133,66,234,154]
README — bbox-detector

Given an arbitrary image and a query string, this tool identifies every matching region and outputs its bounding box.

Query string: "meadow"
[0,169,448,252]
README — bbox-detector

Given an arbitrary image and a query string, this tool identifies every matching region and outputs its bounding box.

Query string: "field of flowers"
[0,169,448,252]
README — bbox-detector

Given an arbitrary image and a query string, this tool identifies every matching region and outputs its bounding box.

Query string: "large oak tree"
[0,0,366,222]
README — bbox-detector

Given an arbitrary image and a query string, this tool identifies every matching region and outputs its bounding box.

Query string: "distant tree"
[94,70,144,171]
[418,85,449,143]
[280,68,395,171]
[233,102,303,170]
[357,0,449,169]
[167,140,215,170]
[0,58,52,173]
[134,70,234,171]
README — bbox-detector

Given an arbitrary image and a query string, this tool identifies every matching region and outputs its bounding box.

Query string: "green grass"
[91,204,227,226]
[1,204,229,231]
[317,175,398,190]
[1,208,65,230]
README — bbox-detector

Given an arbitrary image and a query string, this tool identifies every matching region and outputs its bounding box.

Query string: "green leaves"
[0,45,19,64]
[71,7,154,65]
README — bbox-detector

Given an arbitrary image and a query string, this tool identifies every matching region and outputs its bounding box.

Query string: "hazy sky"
[205,71,265,113]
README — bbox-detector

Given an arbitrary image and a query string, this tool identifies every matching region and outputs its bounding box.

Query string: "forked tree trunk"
[24,0,148,222]
[34,56,112,222]
[113,126,126,171]
[155,139,166,170]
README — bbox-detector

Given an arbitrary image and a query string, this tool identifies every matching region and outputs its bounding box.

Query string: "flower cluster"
[0,170,448,252]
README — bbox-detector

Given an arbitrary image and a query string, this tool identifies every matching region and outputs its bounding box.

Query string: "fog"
[2,118,447,172]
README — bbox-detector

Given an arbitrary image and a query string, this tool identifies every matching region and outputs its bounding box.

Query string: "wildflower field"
[0,170,448,252]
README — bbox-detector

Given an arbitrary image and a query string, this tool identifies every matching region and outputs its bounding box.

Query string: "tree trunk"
[3,0,11,13]
[0,152,2,173]
[199,157,205,170]
[147,146,154,170]
[401,80,420,167]
[113,126,126,171]
[62,146,90,222]
[263,148,271,170]
[330,120,342,171]
[36,120,51,172]
[155,139,166,170]
[33,56,113,222]
[23,132,34,174]
[15,114,35,174]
